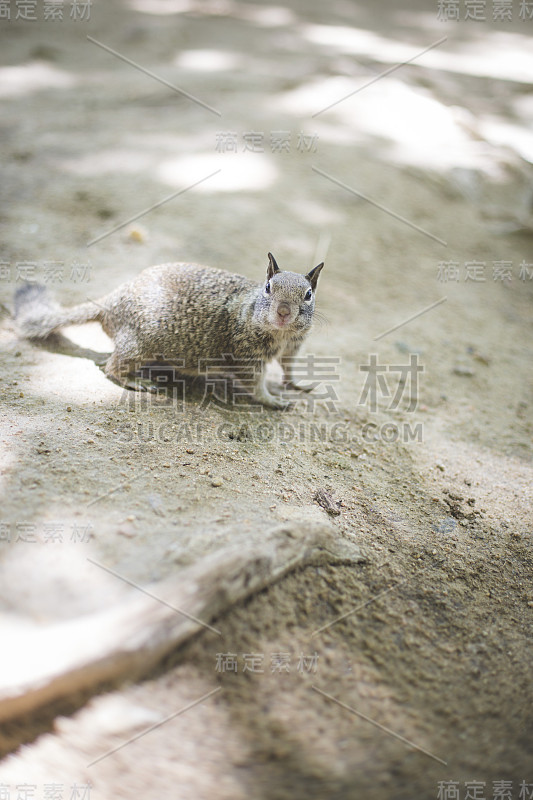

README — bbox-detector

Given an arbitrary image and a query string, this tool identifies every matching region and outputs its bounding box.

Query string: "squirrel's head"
[258,252,324,332]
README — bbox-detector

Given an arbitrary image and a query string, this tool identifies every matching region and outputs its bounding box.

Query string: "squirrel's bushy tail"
[14,284,103,339]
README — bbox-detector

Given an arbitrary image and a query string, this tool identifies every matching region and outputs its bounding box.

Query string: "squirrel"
[13,252,324,409]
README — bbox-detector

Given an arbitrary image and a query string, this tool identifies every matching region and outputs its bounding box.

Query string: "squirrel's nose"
[277,302,291,319]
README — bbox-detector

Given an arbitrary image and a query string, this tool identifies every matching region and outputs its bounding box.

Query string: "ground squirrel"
[14,253,324,409]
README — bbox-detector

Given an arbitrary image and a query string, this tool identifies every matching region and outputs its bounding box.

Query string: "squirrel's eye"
[304,288,313,302]
[265,281,271,294]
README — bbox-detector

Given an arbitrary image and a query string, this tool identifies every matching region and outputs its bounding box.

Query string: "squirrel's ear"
[267,252,281,280]
[306,262,324,291]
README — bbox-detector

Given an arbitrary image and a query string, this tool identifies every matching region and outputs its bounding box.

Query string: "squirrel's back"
[101,262,259,362]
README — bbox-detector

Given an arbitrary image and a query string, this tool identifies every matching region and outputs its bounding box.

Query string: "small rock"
[211,477,223,487]
[436,463,445,472]
[453,365,475,377]
[66,406,72,412]
[468,347,490,365]
[126,225,148,243]
[395,340,422,355]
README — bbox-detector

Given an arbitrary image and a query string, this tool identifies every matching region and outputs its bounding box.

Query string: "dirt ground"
[0,0,532,798]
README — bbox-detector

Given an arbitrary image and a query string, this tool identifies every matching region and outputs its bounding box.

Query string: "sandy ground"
[0,0,532,798]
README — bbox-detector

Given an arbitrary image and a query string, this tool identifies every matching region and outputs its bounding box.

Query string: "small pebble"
[453,365,475,377]
[127,225,148,243]
[211,477,223,487]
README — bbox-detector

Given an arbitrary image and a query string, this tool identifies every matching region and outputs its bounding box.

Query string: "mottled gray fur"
[13,253,324,408]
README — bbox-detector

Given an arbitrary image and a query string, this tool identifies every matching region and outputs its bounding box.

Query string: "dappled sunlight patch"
[290,198,344,228]
[0,449,17,497]
[0,62,76,98]
[61,323,113,353]
[301,23,533,84]
[437,30,533,84]
[59,149,156,177]
[58,132,220,177]
[0,676,248,798]
[477,116,533,164]
[127,0,194,14]
[277,75,506,174]
[156,151,278,192]
[174,48,244,72]
[232,3,297,26]
[0,583,148,690]
[23,347,119,405]
[0,538,130,632]
[128,0,296,26]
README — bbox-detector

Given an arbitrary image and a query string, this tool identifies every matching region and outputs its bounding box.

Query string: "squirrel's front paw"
[256,391,294,411]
